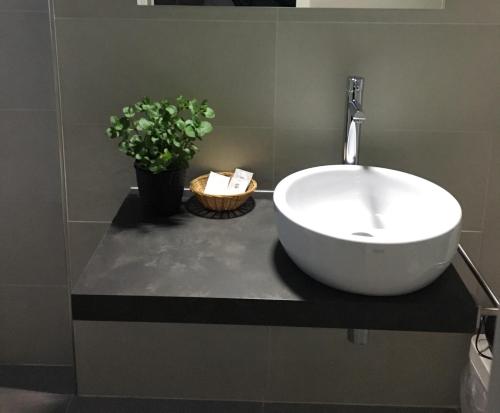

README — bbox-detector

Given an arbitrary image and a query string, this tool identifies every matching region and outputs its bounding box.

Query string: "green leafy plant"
[106,96,215,173]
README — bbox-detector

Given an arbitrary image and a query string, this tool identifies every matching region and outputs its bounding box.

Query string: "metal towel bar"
[458,244,499,316]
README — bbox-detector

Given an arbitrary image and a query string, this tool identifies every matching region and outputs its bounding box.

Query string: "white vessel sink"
[273,165,462,296]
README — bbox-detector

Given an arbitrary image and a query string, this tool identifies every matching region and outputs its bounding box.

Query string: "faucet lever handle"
[353,110,366,123]
[347,76,365,102]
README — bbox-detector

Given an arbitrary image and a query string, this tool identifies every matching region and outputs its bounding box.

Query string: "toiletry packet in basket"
[226,168,253,195]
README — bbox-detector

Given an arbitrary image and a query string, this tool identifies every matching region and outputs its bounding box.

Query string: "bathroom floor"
[0,389,460,413]
[0,366,459,413]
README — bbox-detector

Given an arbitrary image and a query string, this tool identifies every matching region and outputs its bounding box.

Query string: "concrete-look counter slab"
[72,191,476,333]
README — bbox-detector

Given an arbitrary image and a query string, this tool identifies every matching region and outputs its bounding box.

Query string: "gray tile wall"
[0,0,72,365]
[0,0,497,395]
[49,0,500,405]
[74,321,469,407]
[51,1,500,297]
[480,136,500,293]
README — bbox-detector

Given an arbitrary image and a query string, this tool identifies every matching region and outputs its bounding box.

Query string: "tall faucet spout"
[344,76,366,165]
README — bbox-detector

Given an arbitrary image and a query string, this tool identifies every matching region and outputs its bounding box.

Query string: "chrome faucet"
[344,76,366,165]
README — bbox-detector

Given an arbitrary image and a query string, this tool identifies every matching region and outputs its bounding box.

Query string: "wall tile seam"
[0,10,49,15]
[275,128,496,134]
[0,283,69,288]
[59,123,498,135]
[62,123,274,130]
[270,13,279,188]
[0,362,73,367]
[54,16,278,24]
[365,130,498,135]
[478,133,495,237]
[49,0,72,263]
[0,109,56,113]
[47,0,72,290]
[67,220,111,224]
[263,326,274,402]
[52,15,500,27]
[40,0,76,373]
[275,19,500,27]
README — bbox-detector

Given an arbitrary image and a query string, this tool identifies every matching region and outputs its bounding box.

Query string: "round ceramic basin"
[273,165,462,296]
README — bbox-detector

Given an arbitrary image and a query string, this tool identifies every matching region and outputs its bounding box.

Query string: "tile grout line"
[55,16,276,23]
[55,122,495,136]
[52,16,500,27]
[271,9,279,188]
[61,121,274,129]
[68,220,112,224]
[0,108,56,112]
[273,19,500,27]
[0,9,49,14]
[48,0,69,250]
[0,362,72,367]
[0,283,68,288]
[53,119,500,135]
[48,0,80,397]
[263,326,273,407]
[477,133,495,258]
[50,0,72,272]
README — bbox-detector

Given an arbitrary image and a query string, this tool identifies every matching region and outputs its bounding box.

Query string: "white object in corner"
[296,0,445,9]
[470,335,492,389]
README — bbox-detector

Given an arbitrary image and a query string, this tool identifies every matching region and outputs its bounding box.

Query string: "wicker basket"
[189,172,257,211]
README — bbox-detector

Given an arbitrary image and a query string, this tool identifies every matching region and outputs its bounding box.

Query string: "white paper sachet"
[226,168,254,195]
[204,172,231,195]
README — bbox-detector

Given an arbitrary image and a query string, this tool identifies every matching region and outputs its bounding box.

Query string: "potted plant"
[106,96,215,215]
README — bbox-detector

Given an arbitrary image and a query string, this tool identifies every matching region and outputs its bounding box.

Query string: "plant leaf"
[108,96,214,170]
[123,106,135,118]
[188,99,198,114]
[160,150,172,162]
[165,105,177,116]
[185,125,196,138]
[203,107,215,119]
[175,119,185,130]
[197,121,213,136]
[137,118,153,131]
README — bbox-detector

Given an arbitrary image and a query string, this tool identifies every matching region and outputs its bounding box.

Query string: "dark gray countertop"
[72,191,477,333]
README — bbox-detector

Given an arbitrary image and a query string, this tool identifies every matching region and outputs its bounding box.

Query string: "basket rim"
[189,171,257,199]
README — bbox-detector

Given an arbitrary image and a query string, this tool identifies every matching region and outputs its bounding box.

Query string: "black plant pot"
[134,163,186,216]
